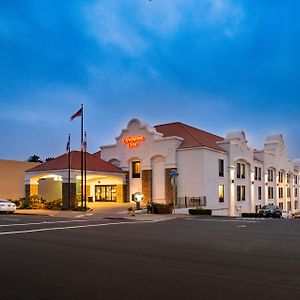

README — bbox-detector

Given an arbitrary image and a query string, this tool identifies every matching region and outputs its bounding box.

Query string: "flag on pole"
[70,107,83,121]
[66,134,71,152]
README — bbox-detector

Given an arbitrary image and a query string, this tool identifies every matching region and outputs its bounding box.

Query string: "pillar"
[165,168,175,205]
[229,166,235,216]
[24,184,30,208]
[62,172,77,210]
[250,169,255,213]
[62,183,77,209]
[142,169,152,205]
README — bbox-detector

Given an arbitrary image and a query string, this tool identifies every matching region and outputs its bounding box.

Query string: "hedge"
[241,213,259,218]
[189,208,212,215]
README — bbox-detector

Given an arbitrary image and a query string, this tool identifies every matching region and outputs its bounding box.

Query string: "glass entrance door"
[95,185,117,202]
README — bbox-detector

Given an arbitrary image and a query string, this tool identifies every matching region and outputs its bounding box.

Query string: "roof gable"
[26,151,123,173]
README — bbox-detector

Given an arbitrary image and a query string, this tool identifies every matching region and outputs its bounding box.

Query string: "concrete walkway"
[15,202,179,221]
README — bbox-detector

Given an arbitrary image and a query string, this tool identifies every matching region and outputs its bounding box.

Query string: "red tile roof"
[92,150,101,158]
[154,122,225,151]
[26,151,123,173]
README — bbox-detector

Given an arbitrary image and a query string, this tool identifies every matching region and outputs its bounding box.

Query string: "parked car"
[0,199,16,213]
[258,204,282,218]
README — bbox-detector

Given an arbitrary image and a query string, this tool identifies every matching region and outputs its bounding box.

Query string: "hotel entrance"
[95,185,117,202]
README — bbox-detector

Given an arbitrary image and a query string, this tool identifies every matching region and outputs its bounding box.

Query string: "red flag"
[70,107,83,121]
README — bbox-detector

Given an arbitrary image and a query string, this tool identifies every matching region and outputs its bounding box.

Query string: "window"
[287,187,291,198]
[287,173,290,184]
[295,188,298,198]
[279,202,283,210]
[268,187,274,199]
[279,187,283,199]
[255,167,262,181]
[95,185,117,202]
[294,175,298,185]
[219,159,224,177]
[237,163,246,179]
[132,161,141,178]
[218,185,224,202]
[258,186,262,200]
[237,185,246,201]
[295,201,298,210]
[268,169,274,182]
[278,171,283,183]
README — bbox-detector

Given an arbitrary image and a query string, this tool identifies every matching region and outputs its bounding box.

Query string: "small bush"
[44,199,62,210]
[28,194,43,209]
[152,203,173,214]
[189,208,212,215]
[241,213,259,218]
[11,198,24,208]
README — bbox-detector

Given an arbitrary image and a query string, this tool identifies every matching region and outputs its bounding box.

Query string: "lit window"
[132,161,141,178]
[218,185,224,202]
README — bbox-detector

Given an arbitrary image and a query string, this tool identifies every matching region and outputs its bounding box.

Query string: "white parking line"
[0,219,88,228]
[188,218,258,223]
[75,213,94,218]
[0,219,165,236]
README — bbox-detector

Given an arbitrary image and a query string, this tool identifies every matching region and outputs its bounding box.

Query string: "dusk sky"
[0,0,299,161]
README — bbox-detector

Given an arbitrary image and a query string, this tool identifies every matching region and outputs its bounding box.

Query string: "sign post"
[170,169,179,214]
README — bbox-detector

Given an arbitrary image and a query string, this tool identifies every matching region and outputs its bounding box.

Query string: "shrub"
[189,208,212,215]
[152,203,173,214]
[44,199,62,210]
[241,213,259,218]
[28,194,44,209]
[11,198,24,208]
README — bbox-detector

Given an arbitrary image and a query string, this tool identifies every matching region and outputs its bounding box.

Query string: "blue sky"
[0,0,299,160]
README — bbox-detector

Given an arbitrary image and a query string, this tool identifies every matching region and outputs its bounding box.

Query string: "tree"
[45,157,55,162]
[27,155,43,163]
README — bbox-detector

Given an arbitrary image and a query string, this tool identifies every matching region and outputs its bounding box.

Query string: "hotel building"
[25,118,300,216]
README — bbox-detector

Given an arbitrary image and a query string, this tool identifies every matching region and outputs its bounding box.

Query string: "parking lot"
[0,214,300,300]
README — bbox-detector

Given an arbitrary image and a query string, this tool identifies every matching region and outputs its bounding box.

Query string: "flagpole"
[68,134,71,209]
[81,104,84,209]
[84,131,87,211]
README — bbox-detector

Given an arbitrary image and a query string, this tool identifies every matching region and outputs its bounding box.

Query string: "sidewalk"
[15,206,182,221]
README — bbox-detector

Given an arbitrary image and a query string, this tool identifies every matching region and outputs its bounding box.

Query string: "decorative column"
[122,172,129,203]
[229,166,235,216]
[165,168,175,205]
[263,171,268,205]
[62,172,77,210]
[275,173,279,206]
[142,169,152,205]
[250,168,255,213]
[24,177,39,208]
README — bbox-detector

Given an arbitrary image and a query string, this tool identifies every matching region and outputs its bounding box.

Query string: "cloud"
[83,1,147,55]
[81,0,245,56]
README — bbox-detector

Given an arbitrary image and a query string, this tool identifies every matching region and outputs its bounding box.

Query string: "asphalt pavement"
[0,214,300,300]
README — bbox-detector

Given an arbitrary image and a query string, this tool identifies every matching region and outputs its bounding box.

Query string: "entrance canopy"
[25,151,127,209]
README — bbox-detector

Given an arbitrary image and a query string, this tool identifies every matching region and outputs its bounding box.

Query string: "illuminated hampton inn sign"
[123,135,146,148]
